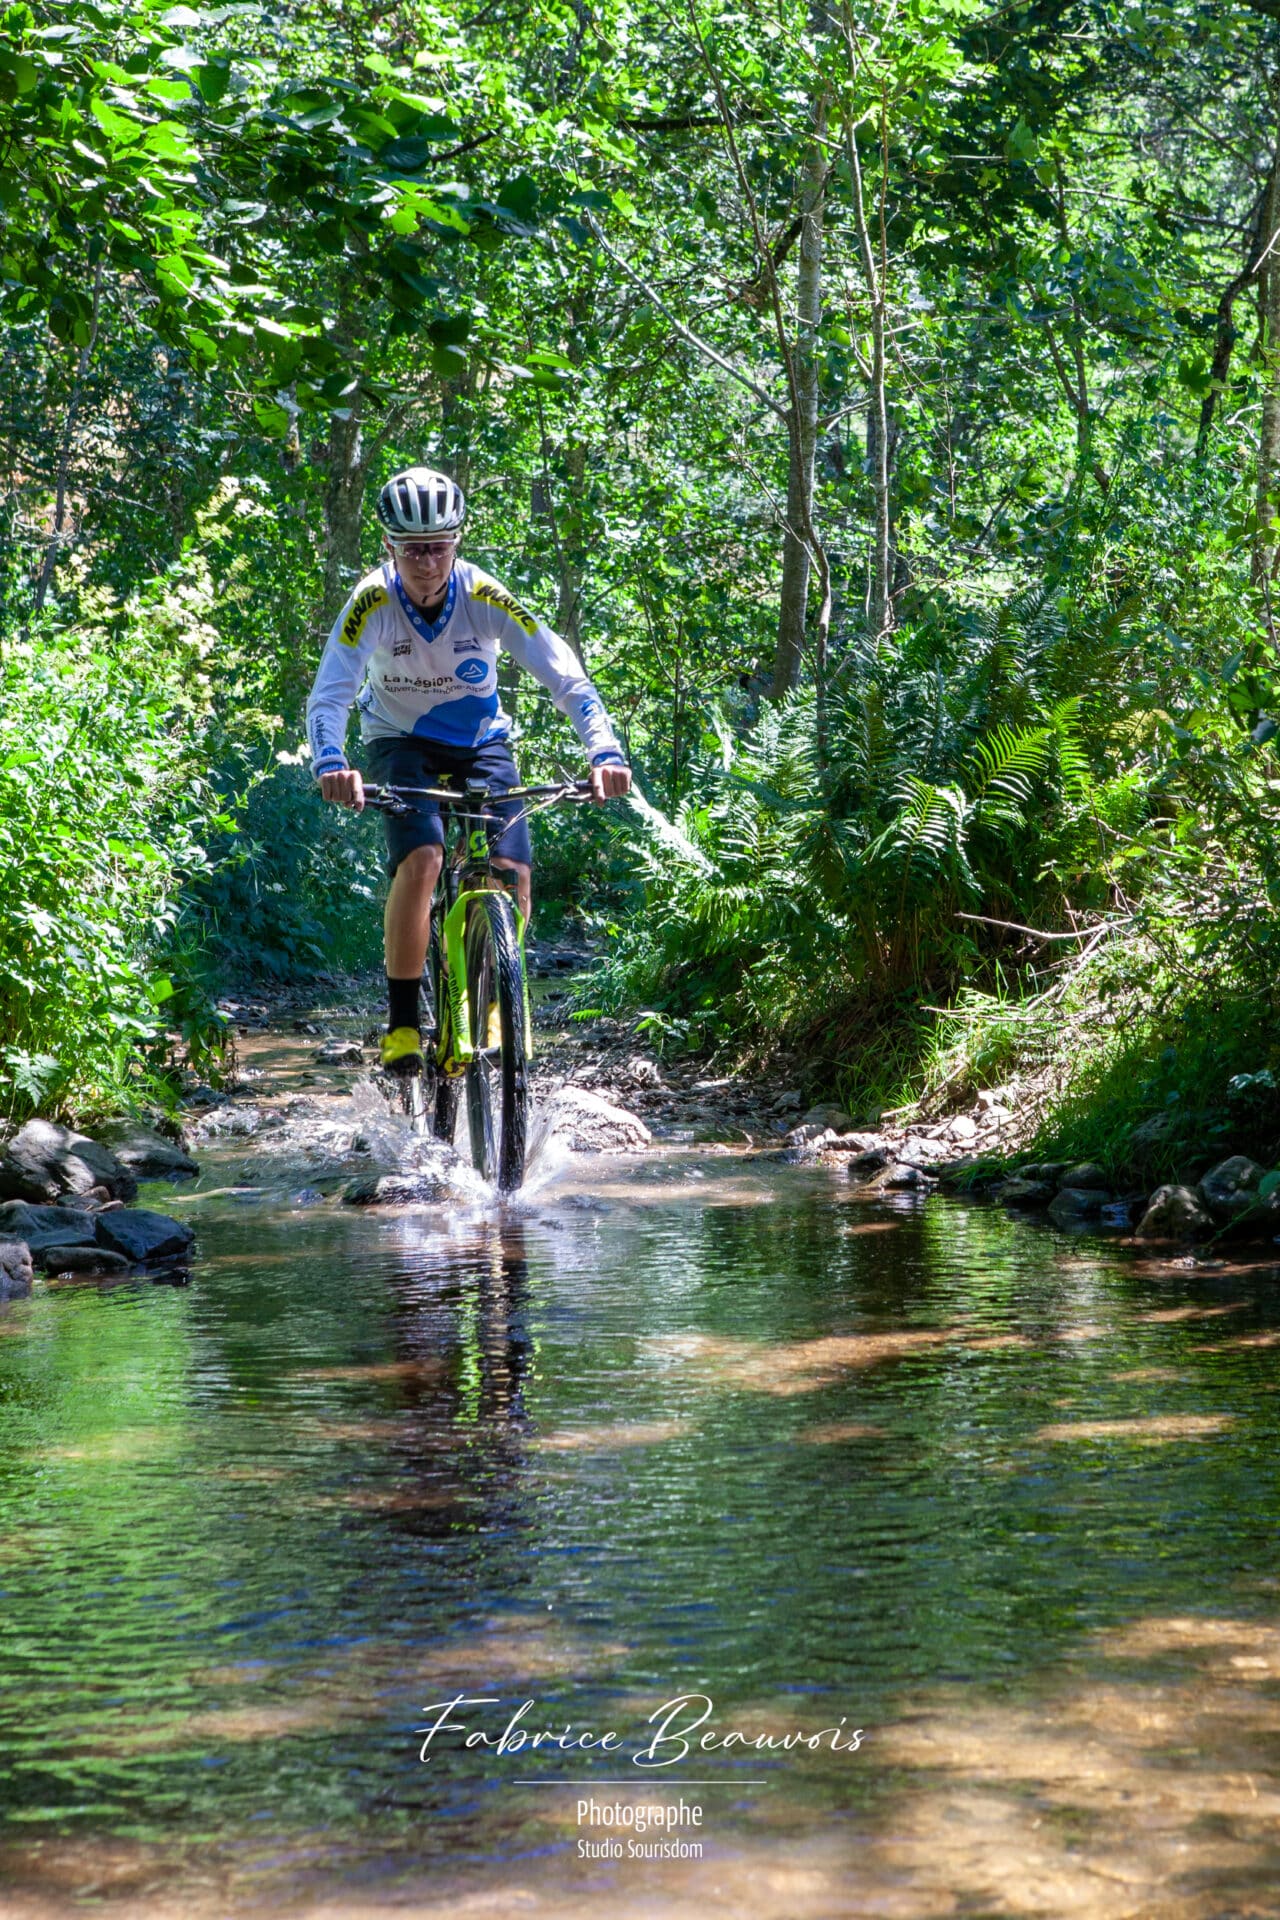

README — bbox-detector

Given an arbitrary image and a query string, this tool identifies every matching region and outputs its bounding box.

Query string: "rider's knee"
[399,842,443,883]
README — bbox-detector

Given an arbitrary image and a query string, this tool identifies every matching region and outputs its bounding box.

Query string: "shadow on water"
[4,1143,1280,1913]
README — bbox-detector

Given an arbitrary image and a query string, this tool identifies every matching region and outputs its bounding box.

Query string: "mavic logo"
[456,657,488,685]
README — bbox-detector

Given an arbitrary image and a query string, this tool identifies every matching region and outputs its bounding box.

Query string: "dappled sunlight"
[1191,1330,1280,1352]
[294,1359,451,1383]
[796,1420,888,1443]
[1033,1414,1235,1444]
[36,1427,179,1465]
[532,1419,691,1452]
[1109,1366,1184,1382]
[1133,1303,1247,1324]
[645,1322,1112,1397]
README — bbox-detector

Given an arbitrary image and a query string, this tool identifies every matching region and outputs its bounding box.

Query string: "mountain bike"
[361,778,590,1191]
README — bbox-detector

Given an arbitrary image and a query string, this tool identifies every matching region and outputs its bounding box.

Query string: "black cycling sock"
[386,976,421,1034]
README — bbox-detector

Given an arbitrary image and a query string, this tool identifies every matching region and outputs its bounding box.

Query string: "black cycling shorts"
[361,734,534,877]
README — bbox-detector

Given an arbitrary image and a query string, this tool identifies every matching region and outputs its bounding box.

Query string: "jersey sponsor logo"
[455,656,488,685]
[339,583,388,649]
[471,578,537,637]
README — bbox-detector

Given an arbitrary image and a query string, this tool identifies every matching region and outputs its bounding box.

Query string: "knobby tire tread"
[464,892,528,1191]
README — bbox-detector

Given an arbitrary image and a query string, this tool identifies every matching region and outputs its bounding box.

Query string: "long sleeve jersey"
[306,558,624,774]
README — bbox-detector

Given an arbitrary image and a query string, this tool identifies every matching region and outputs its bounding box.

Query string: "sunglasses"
[389,538,459,562]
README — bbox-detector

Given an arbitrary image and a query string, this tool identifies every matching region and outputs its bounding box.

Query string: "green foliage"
[0,561,241,1117]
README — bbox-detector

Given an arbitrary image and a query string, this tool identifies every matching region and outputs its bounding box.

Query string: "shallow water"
[3,1113,1280,1916]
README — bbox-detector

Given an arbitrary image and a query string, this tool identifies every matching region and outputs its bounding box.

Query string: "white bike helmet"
[376,466,466,539]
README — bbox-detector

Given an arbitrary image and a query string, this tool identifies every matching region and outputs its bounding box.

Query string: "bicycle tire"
[426,916,461,1146]
[464,891,528,1190]
[394,1065,429,1135]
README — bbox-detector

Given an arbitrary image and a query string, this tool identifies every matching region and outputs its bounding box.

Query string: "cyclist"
[307,466,631,1074]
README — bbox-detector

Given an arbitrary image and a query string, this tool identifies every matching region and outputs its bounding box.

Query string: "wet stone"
[41,1244,131,1275]
[998,1176,1056,1209]
[1047,1186,1111,1225]
[1198,1156,1265,1224]
[536,1088,652,1152]
[0,1202,97,1256]
[315,1042,365,1066]
[0,1240,33,1299]
[94,1209,196,1265]
[1059,1162,1110,1192]
[342,1173,453,1207]
[1137,1184,1214,1242]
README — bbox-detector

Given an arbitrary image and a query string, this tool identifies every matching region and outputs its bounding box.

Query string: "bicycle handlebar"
[360,780,593,817]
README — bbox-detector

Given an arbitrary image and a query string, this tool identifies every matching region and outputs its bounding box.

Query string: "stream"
[2,1017,1280,1917]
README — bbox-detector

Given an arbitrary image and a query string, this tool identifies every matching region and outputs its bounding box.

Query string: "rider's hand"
[589,762,632,803]
[320,768,365,810]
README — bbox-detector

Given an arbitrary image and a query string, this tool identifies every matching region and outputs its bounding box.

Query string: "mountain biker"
[307,465,631,1074]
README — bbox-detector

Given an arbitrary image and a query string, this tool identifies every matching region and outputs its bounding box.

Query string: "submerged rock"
[42,1245,131,1275]
[537,1088,652,1152]
[0,1201,98,1256]
[1136,1185,1214,1242]
[1047,1186,1111,1226]
[94,1209,195,1264]
[0,1240,33,1299]
[0,1121,137,1205]
[342,1173,453,1206]
[316,1041,364,1066]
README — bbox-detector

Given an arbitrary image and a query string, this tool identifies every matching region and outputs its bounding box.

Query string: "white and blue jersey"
[306,558,625,775]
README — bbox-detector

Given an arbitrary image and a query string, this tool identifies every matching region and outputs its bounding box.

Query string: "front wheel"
[464,892,528,1191]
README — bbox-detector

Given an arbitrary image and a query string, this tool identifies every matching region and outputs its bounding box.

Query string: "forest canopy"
[3,0,1280,1161]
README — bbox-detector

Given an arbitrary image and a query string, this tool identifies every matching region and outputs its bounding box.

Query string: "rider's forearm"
[306,655,361,776]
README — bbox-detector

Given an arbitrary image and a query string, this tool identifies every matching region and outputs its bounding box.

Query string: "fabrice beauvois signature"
[415,1692,865,1769]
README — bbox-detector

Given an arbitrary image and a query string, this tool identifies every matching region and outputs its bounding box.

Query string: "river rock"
[316,1041,364,1066]
[947,1115,978,1143]
[1048,1186,1111,1225]
[94,1209,195,1264]
[537,1088,652,1152]
[0,1202,98,1256]
[40,1244,131,1275]
[998,1176,1056,1209]
[1059,1162,1110,1192]
[846,1146,892,1178]
[0,1240,33,1299]
[0,1121,137,1205]
[1136,1184,1214,1241]
[1198,1156,1265,1224]
[622,1055,664,1088]
[94,1121,198,1180]
[869,1162,933,1192]
[799,1103,854,1134]
[1018,1162,1068,1185]
[827,1131,887,1154]
[342,1173,453,1206]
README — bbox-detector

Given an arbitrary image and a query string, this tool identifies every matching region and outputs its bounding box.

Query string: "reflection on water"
[2,1148,1280,1914]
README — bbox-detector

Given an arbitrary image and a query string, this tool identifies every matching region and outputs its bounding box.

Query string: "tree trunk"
[842,76,892,646]
[1254,127,1280,586]
[770,91,828,697]
[321,395,366,628]
[1197,165,1273,457]
[33,265,103,615]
